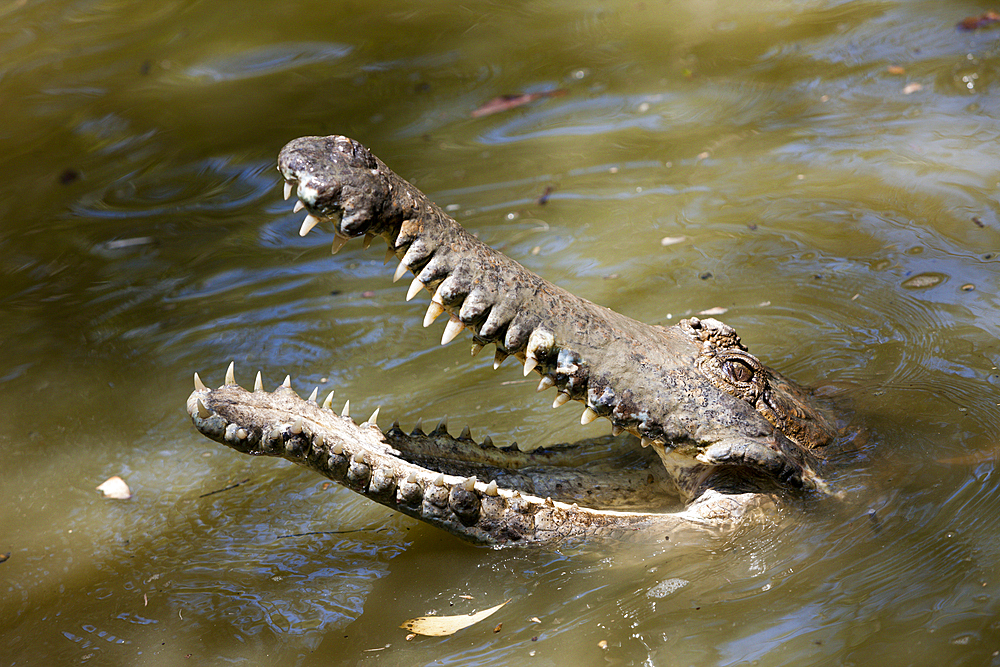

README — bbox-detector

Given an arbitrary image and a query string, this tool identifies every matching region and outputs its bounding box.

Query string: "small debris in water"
[530,617,541,623]
[96,476,132,500]
[698,306,728,316]
[471,90,567,118]
[647,578,689,598]
[962,284,976,291]
[901,273,945,289]
[0,552,10,564]
[537,185,554,205]
[902,82,923,95]
[972,216,985,228]
[493,622,503,633]
[660,235,686,246]
[957,10,1000,31]
[58,168,81,185]
[598,640,609,649]
[700,272,713,280]
[887,65,906,75]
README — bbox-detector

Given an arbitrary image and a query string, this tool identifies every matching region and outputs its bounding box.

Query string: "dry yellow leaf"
[400,599,510,637]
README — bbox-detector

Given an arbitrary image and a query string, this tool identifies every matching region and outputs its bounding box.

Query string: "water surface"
[2,0,999,665]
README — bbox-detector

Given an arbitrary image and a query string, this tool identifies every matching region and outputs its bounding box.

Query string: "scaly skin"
[186,135,842,546]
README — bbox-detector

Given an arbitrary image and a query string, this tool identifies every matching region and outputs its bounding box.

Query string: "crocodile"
[187,135,844,546]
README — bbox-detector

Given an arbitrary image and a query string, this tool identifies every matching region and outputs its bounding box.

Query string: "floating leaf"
[97,476,132,499]
[400,599,510,636]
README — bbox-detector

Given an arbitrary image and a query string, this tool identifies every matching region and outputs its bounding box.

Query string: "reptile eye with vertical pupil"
[723,359,754,384]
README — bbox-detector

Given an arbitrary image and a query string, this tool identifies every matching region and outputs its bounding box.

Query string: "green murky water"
[2,0,1000,664]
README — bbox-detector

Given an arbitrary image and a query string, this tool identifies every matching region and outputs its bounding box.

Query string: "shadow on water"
[1,0,1000,665]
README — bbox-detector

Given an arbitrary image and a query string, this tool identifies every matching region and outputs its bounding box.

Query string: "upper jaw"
[271,135,835,494]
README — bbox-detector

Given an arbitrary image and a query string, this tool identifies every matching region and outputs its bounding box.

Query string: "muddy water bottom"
[1,0,1000,665]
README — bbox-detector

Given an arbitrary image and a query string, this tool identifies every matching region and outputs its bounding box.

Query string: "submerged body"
[187,136,843,546]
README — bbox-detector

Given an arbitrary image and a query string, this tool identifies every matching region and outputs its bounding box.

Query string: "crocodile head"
[187,135,842,546]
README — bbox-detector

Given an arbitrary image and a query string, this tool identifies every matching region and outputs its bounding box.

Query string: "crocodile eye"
[723,359,754,384]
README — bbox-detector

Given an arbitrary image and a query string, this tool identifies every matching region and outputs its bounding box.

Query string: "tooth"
[353,452,366,463]
[282,375,292,388]
[471,343,483,357]
[462,476,477,491]
[291,418,303,434]
[612,424,623,436]
[196,398,211,418]
[434,473,445,486]
[293,200,304,213]
[236,428,247,440]
[459,425,472,440]
[299,214,320,236]
[322,390,335,409]
[406,276,423,300]
[384,246,396,264]
[423,301,445,327]
[436,415,448,433]
[332,442,343,455]
[308,387,319,403]
[536,376,555,392]
[254,372,263,392]
[482,435,493,448]
[581,407,599,424]
[331,235,349,254]
[441,317,464,345]
[641,437,653,448]
[341,400,350,418]
[523,356,538,376]
[364,407,380,427]
[552,392,570,408]
[225,362,236,386]
[363,234,373,249]
[393,260,409,283]
[405,472,418,483]
[413,417,423,433]
[485,480,498,496]
[493,350,507,370]
[283,181,293,200]
[194,372,207,391]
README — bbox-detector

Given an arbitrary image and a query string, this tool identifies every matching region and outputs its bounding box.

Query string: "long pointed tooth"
[384,246,396,265]
[485,480,498,496]
[283,181,293,200]
[493,350,508,370]
[364,407,380,428]
[196,398,211,418]
[459,425,472,440]
[293,200,305,213]
[406,276,423,300]
[394,260,410,284]
[462,476,477,491]
[282,375,292,388]
[423,301,445,327]
[471,343,483,357]
[254,371,263,392]
[441,317,464,345]
[436,415,448,432]
[536,376,555,392]
[291,418,303,434]
[363,234,374,250]
[194,372,207,391]
[308,387,319,403]
[581,407,599,425]
[341,400,351,418]
[322,390,335,409]
[299,214,320,236]
[482,435,494,448]
[433,473,446,487]
[225,361,236,386]
[523,356,538,377]
[552,392,570,408]
[641,437,653,448]
[331,234,349,254]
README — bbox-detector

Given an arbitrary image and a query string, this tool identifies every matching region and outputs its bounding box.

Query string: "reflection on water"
[1,0,999,664]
